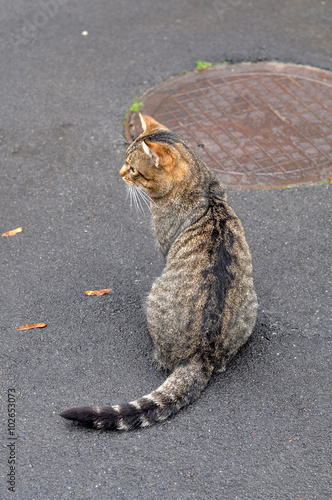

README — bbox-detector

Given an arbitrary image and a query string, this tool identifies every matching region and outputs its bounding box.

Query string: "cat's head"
[120,114,190,199]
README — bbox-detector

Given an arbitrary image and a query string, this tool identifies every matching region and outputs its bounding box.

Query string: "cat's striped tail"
[60,356,212,431]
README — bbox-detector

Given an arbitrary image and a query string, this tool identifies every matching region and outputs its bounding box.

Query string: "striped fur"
[60,114,258,431]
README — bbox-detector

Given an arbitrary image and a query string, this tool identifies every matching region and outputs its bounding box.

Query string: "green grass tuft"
[129,96,143,113]
[122,97,144,127]
[196,60,212,71]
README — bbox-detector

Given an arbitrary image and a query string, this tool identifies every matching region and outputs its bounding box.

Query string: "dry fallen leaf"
[85,288,112,296]
[328,176,332,184]
[2,226,23,237]
[16,322,47,331]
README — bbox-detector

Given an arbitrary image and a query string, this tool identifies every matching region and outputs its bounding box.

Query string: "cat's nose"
[119,165,127,177]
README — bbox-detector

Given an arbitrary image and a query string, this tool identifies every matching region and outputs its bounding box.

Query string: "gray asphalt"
[1,1,331,499]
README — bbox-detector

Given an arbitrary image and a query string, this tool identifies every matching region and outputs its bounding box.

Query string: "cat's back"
[147,188,257,371]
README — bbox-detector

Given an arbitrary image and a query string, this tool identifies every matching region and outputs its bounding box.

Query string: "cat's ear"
[139,113,168,133]
[141,141,160,166]
[144,141,173,168]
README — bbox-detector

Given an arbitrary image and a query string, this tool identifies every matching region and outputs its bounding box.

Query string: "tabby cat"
[60,113,258,431]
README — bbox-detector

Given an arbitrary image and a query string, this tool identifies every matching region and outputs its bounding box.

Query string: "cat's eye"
[130,166,137,173]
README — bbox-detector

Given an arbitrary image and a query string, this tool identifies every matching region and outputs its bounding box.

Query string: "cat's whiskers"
[127,184,145,216]
[136,189,152,212]
[113,130,130,144]
[129,185,137,213]
[136,188,152,211]
[137,186,158,208]
[133,187,145,215]
[138,189,150,215]
[126,184,158,215]
[125,184,131,203]
[129,185,135,211]
[127,185,137,213]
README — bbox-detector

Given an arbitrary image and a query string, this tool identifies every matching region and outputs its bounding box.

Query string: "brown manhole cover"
[125,62,332,189]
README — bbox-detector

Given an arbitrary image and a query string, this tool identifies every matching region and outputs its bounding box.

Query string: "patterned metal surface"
[126,63,332,188]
